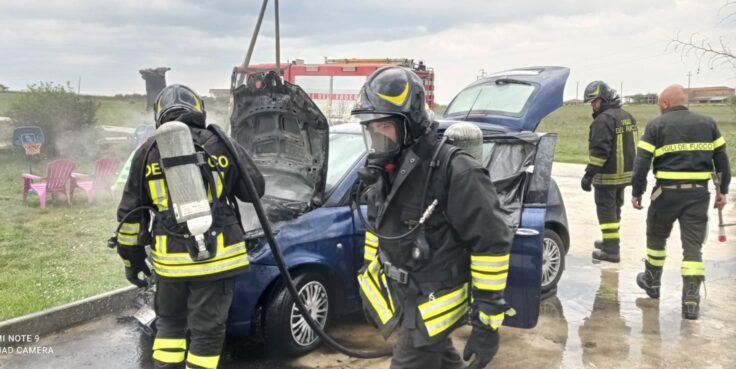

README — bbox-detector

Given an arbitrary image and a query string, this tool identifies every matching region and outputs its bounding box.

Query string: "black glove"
[117,246,151,288]
[463,327,500,369]
[581,173,593,192]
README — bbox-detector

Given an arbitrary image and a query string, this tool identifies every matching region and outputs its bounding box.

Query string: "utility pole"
[77,75,81,94]
[686,71,692,108]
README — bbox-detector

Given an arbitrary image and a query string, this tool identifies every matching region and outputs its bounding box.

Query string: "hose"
[213,126,393,359]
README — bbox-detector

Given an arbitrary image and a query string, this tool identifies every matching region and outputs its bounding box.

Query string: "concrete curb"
[0,286,139,336]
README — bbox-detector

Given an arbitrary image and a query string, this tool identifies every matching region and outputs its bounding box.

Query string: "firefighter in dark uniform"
[581,81,638,263]
[352,66,514,369]
[632,84,730,320]
[114,84,265,368]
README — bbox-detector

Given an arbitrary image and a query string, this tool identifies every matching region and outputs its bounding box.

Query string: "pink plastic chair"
[22,159,76,208]
[71,156,122,203]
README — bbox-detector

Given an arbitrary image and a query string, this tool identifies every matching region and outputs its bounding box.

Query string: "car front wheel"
[264,272,331,357]
[541,229,565,292]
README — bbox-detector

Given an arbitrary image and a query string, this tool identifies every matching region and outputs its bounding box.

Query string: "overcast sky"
[1,0,735,103]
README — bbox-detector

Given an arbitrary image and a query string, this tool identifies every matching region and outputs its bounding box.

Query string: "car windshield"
[445,82,536,116]
[326,132,366,192]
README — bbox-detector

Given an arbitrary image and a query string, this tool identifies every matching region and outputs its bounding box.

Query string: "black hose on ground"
[213,126,393,359]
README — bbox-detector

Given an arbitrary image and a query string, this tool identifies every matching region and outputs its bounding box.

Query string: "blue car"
[225,66,570,356]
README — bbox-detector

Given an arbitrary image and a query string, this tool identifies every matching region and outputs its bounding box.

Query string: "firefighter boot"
[594,240,604,250]
[592,249,620,263]
[682,276,702,320]
[636,260,663,299]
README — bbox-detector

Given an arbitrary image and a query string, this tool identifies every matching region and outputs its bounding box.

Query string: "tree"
[669,2,736,71]
[8,82,99,157]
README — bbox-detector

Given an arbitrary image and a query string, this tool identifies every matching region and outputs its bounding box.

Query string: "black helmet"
[583,81,619,103]
[351,66,430,148]
[154,84,206,127]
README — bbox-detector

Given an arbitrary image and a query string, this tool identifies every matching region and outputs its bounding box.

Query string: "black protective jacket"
[586,103,638,187]
[632,106,730,197]
[358,129,513,347]
[116,123,265,281]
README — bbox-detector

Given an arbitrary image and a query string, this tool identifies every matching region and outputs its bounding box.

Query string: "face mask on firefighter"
[360,115,404,158]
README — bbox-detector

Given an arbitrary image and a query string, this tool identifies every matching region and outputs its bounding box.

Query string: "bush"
[8,82,99,157]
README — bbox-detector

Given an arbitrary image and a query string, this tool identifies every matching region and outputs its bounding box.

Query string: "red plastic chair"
[22,159,76,208]
[71,156,122,203]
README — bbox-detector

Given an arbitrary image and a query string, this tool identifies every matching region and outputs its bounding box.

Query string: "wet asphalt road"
[1,163,735,369]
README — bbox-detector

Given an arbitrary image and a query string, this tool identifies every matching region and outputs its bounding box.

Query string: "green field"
[0,91,734,321]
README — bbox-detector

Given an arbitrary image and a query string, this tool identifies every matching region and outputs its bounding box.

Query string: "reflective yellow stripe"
[376,81,409,106]
[682,261,705,276]
[154,255,249,278]
[655,171,712,180]
[156,235,168,254]
[424,304,469,337]
[654,142,715,157]
[472,273,508,291]
[588,155,607,167]
[153,350,185,364]
[599,222,619,230]
[119,222,140,234]
[363,244,377,261]
[358,264,393,324]
[123,259,131,267]
[206,171,224,202]
[365,232,378,246]
[479,311,505,330]
[713,136,726,148]
[117,233,139,246]
[149,179,169,211]
[187,353,220,369]
[648,257,666,267]
[418,283,469,320]
[647,248,666,257]
[616,132,624,175]
[638,140,655,153]
[471,254,509,273]
[152,243,246,264]
[153,338,187,351]
[602,233,620,239]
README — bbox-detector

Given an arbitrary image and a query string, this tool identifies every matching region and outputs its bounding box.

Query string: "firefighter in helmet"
[352,66,513,369]
[581,81,638,263]
[114,84,264,368]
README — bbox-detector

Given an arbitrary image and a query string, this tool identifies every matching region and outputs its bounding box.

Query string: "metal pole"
[237,0,269,87]
[275,0,280,72]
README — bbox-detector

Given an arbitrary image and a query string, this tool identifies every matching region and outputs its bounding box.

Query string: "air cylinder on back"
[155,121,212,259]
[445,122,484,162]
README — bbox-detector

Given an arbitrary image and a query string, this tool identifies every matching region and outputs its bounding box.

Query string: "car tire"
[263,272,331,357]
[541,229,565,293]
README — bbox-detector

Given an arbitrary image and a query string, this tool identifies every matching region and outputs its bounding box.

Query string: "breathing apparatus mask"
[354,114,407,185]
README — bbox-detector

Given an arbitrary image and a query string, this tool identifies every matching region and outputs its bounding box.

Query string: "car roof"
[329,123,363,134]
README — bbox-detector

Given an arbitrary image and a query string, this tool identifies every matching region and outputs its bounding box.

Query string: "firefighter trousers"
[152,277,235,369]
[594,186,625,254]
[645,186,709,278]
[390,326,465,369]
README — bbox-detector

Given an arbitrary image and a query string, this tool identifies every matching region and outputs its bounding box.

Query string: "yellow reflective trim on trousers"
[617,132,624,175]
[648,257,665,267]
[600,222,620,230]
[424,303,469,337]
[588,155,606,167]
[654,142,715,157]
[154,255,249,278]
[638,140,655,153]
[647,248,666,257]
[681,261,705,276]
[479,311,505,330]
[714,136,726,149]
[418,283,469,320]
[655,171,712,180]
[186,353,220,369]
[472,277,507,291]
[358,271,393,324]
[153,350,185,364]
[120,222,140,234]
[149,179,169,211]
[471,264,508,273]
[117,233,139,246]
[602,233,620,239]
[153,338,187,351]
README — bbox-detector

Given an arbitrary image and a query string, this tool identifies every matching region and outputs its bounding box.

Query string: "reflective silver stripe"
[479,311,504,330]
[424,304,469,337]
[358,272,393,324]
[117,233,139,246]
[472,273,508,291]
[153,243,246,263]
[120,222,140,234]
[154,255,249,277]
[418,283,469,320]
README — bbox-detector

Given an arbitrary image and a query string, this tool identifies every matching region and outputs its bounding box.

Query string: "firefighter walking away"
[352,66,514,369]
[581,80,638,263]
[631,84,730,320]
[113,84,265,368]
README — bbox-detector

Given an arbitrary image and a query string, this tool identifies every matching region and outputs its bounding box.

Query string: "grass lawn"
[0,151,128,321]
[539,103,736,172]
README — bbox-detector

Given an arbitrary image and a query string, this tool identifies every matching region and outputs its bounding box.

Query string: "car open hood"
[230,71,329,210]
[441,66,569,132]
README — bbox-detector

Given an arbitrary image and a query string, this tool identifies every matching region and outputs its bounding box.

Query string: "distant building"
[209,89,231,100]
[684,86,735,104]
[0,84,8,92]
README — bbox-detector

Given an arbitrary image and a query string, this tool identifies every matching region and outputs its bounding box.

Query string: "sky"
[1,0,736,103]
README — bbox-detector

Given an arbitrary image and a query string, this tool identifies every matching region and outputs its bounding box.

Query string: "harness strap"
[160,152,206,169]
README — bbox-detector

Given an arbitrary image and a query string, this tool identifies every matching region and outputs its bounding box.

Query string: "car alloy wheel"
[290,280,329,347]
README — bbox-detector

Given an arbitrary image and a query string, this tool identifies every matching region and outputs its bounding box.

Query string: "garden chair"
[22,159,76,208]
[71,156,122,203]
